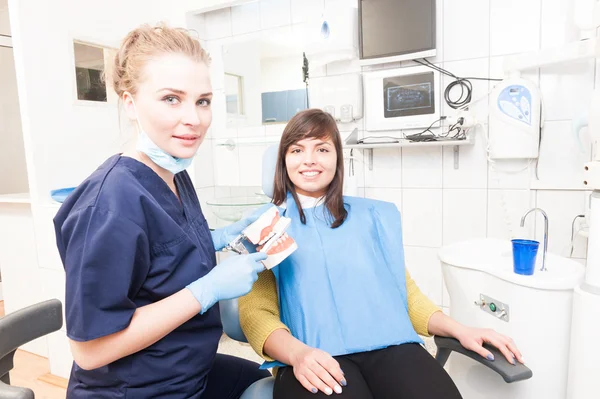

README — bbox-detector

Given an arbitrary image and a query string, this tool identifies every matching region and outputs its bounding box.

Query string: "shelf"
[530,181,590,191]
[344,129,475,170]
[343,136,474,150]
[0,193,31,204]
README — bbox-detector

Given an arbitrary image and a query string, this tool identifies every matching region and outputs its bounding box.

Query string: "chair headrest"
[261,144,279,199]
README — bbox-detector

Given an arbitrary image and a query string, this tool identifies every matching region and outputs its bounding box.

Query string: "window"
[73,41,117,103]
[224,73,244,115]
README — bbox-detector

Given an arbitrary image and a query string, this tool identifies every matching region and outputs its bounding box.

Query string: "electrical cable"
[414,58,503,110]
[570,214,586,257]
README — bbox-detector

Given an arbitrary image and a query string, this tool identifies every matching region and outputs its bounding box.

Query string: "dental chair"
[219,145,533,399]
[0,299,63,399]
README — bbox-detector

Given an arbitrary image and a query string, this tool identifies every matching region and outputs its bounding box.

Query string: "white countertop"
[0,193,31,204]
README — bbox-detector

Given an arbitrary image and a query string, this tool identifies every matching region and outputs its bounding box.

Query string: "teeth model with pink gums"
[226,206,298,270]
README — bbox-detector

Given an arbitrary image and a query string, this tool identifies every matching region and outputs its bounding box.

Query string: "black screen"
[359,0,436,60]
[383,72,435,118]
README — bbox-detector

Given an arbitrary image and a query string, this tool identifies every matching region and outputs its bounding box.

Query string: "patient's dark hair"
[272,108,347,228]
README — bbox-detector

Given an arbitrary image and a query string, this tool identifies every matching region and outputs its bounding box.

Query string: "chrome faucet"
[520,208,548,272]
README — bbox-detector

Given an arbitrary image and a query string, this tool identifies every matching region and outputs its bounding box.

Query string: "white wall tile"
[443,0,490,61]
[265,123,286,137]
[260,0,291,29]
[540,0,580,49]
[214,144,240,186]
[536,121,591,188]
[535,190,587,258]
[442,58,490,122]
[194,139,215,188]
[402,147,443,188]
[238,145,267,186]
[326,59,362,76]
[231,2,261,36]
[364,188,402,211]
[402,189,443,247]
[404,246,443,307]
[343,149,365,195]
[363,148,402,188]
[443,127,488,189]
[204,8,233,40]
[442,189,488,246]
[291,0,324,24]
[488,161,533,190]
[207,41,225,92]
[539,59,595,122]
[489,55,540,84]
[186,13,207,41]
[487,189,535,240]
[490,0,541,56]
[237,126,266,138]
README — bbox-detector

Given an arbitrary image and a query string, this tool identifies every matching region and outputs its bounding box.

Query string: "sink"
[206,195,271,222]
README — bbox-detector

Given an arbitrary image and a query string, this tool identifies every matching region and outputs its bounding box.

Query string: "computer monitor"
[358,0,436,65]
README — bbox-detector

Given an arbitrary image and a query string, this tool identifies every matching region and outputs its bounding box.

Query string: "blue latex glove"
[187,252,268,314]
[211,203,275,251]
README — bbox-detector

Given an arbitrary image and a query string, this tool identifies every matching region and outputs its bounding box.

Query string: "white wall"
[201,0,592,311]
[260,55,305,92]
[0,47,28,195]
[0,3,10,35]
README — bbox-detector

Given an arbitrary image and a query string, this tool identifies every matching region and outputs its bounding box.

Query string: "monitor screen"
[359,0,436,60]
[383,72,435,118]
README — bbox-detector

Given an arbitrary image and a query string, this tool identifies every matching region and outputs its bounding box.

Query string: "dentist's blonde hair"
[110,22,210,97]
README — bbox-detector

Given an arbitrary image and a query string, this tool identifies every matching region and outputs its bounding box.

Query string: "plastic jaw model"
[233,206,298,270]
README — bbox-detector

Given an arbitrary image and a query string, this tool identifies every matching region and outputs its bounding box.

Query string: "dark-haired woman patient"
[238,109,524,399]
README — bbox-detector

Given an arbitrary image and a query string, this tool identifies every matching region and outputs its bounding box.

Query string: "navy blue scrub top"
[53,154,221,398]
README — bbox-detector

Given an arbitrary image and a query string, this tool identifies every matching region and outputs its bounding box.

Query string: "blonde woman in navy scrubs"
[53,23,270,398]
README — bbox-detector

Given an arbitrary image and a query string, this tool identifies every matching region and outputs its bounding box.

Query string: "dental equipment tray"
[434,336,533,383]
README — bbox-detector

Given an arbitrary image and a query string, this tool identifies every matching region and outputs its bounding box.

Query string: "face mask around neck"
[129,96,195,175]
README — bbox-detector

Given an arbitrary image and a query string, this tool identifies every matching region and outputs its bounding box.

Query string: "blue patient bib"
[262,194,422,369]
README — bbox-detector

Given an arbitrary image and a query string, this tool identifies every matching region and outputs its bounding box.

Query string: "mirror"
[223,38,308,129]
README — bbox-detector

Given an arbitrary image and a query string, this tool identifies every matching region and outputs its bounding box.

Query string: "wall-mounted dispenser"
[309,73,363,123]
[301,1,358,66]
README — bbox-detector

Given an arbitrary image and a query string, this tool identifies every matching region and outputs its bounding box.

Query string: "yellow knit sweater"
[238,268,441,362]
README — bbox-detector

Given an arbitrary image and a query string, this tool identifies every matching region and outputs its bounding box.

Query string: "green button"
[489,303,497,312]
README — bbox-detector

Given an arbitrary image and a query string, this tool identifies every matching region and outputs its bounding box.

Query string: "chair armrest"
[0,299,63,384]
[0,381,34,399]
[219,298,248,343]
[434,336,533,383]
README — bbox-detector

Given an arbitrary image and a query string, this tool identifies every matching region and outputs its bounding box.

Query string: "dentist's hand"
[186,252,268,314]
[211,203,275,251]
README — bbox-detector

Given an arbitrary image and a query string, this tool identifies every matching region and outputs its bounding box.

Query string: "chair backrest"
[220,144,280,343]
[261,144,279,199]
[0,299,63,398]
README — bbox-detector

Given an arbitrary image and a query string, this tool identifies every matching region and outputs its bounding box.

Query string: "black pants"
[274,344,463,399]
[203,353,271,399]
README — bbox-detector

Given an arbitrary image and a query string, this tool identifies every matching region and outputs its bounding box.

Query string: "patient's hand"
[456,327,525,365]
[289,345,346,395]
